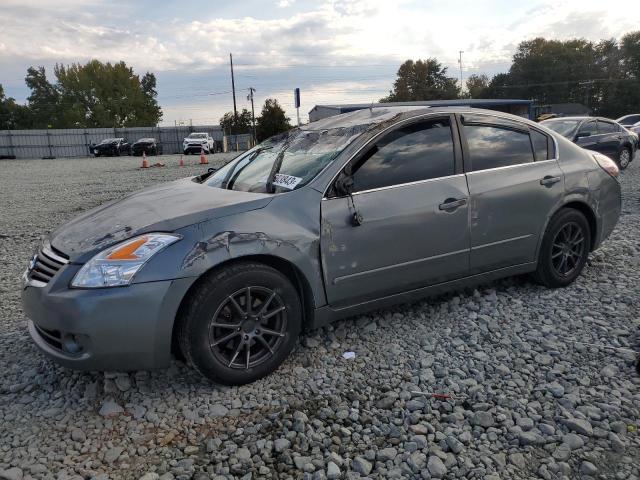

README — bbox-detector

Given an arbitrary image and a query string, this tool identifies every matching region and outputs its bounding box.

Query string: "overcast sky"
[0,0,638,125]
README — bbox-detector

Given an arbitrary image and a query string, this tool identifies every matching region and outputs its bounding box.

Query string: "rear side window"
[531,129,551,161]
[464,125,534,171]
[598,121,616,134]
[578,121,597,136]
[351,118,455,192]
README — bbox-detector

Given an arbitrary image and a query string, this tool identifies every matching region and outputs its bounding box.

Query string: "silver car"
[21,107,622,385]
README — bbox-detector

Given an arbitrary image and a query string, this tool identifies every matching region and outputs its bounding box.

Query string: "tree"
[25,66,60,128]
[219,109,253,135]
[0,84,31,129]
[54,60,162,127]
[256,99,291,141]
[380,59,459,102]
[465,74,490,98]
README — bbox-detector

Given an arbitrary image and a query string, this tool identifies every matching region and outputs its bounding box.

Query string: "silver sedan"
[22,106,622,385]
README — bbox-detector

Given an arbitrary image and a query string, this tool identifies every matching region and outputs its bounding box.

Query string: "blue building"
[309,99,534,122]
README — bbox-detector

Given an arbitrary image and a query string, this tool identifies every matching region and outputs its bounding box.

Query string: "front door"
[320,116,470,306]
[459,113,565,273]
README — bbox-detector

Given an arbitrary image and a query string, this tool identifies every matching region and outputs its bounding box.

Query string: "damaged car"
[22,106,621,385]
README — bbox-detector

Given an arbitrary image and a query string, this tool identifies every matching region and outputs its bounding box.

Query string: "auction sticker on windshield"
[273,174,302,189]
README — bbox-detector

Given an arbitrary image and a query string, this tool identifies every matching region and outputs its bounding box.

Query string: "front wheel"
[534,208,591,288]
[618,147,631,170]
[177,262,302,385]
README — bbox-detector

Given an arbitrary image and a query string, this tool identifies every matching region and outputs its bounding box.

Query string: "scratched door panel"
[320,176,470,306]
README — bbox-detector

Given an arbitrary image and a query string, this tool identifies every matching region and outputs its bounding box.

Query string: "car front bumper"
[21,265,193,371]
[183,144,209,153]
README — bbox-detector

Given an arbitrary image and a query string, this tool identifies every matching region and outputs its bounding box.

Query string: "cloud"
[1,0,638,125]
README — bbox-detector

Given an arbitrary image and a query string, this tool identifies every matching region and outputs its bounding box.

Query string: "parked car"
[91,138,131,157]
[183,132,214,154]
[132,137,162,156]
[22,107,621,385]
[616,114,640,128]
[541,116,636,169]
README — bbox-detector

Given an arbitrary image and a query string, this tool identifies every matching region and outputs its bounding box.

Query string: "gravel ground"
[0,153,639,480]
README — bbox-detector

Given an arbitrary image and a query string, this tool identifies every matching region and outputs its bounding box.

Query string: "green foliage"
[487,33,640,117]
[4,60,162,129]
[465,74,490,99]
[256,99,291,141]
[219,109,253,134]
[53,60,162,127]
[380,59,460,102]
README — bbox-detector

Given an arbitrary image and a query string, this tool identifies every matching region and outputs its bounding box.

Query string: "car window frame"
[596,120,617,134]
[456,113,543,173]
[325,113,463,199]
[577,120,597,137]
[529,126,555,161]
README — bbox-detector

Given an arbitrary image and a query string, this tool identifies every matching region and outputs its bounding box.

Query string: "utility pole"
[247,87,257,146]
[458,51,464,92]
[230,53,238,150]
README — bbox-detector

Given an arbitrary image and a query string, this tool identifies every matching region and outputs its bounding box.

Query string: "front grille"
[34,324,63,351]
[28,244,69,286]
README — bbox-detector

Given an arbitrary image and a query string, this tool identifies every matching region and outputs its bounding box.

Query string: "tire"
[177,262,302,385]
[618,147,631,170]
[534,208,591,288]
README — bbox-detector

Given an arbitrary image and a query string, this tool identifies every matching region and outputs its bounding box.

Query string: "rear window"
[598,121,617,134]
[531,129,551,161]
[464,124,534,171]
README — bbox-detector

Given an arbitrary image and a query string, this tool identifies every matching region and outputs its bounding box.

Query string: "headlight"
[71,233,181,288]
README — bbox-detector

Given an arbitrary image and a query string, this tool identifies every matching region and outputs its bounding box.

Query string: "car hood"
[50,177,273,262]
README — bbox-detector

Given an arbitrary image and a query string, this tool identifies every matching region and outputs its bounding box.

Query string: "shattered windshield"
[205,126,367,193]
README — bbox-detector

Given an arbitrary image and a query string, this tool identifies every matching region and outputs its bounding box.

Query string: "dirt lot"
[0,153,638,480]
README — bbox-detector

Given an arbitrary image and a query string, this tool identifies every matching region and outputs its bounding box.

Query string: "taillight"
[593,153,619,179]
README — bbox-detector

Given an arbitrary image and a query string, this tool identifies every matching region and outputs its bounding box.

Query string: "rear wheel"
[177,262,302,385]
[618,147,631,170]
[534,208,590,288]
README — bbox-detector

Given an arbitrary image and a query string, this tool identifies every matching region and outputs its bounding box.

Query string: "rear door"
[575,120,600,153]
[596,120,620,158]
[320,115,470,305]
[459,113,564,273]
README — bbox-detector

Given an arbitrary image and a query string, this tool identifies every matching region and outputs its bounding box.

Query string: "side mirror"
[335,175,355,197]
[575,131,591,139]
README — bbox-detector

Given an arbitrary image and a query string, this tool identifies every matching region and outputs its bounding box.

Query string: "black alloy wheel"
[534,208,591,288]
[177,262,302,385]
[550,222,585,277]
[209,286,288,370]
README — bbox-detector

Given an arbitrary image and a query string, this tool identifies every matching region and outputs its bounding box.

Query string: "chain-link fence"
[0,126,253,159]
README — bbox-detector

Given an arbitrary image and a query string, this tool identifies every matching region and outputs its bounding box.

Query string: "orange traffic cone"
[179,155,185,167]
[199,148,208,165]
[141,151,149,168]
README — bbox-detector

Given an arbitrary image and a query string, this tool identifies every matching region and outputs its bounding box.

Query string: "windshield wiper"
[266,132,297,193]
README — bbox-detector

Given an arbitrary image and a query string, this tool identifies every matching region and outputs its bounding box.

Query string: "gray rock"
[445,436,464,454]
[580,461,597,476]
[563,418,593,436]
[139,474,160,480]
[98,400,123,417]
[104,446,124,463]
[71,428,86,442]
[0,468,23,480]
[115,374,132,391]
[327,462,340,480]
[509,453,526,469]
[352,456,372,476]
[563,433,585,450]
[377,447,397,461]
[427,456,447,478]
[470,411,494,428]
[210,404,229,417]
[274,438,291,452]
[552,443,571,461]
[519,431,544,446]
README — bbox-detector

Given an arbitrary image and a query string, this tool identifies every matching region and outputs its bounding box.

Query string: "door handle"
[439,197,467,211]
[540,175,561,186]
